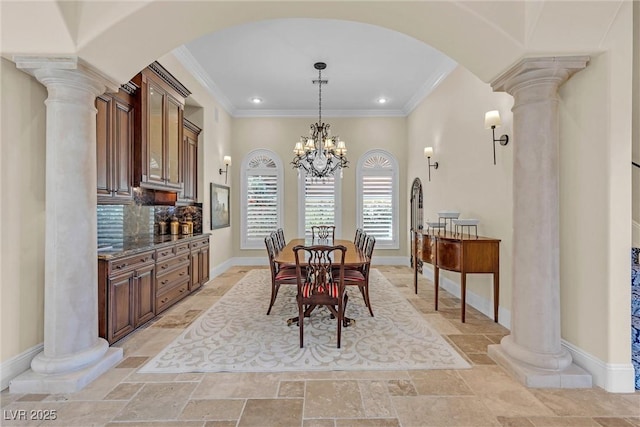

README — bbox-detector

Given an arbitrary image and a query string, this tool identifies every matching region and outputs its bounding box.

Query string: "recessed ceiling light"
[377,97,388,104]
[251,97,263,104]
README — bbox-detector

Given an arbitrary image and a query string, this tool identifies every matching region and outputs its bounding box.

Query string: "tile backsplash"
[97,203,203,245]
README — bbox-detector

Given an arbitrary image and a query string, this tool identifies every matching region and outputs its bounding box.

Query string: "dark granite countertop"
[97,233,211,260]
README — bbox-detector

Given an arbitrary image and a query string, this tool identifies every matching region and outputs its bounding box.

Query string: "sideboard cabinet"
[131,62,191,192]
[414,232,500,323]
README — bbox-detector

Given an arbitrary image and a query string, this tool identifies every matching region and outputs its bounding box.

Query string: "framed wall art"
[210,183,230,229]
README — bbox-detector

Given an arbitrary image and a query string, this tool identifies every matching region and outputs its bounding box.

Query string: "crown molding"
[402,57,457,115]
[172,46,236,115]
[233,109,407,118]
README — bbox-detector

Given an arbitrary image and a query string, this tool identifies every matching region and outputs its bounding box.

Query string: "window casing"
[241,149,283,249]
[356,149,399,249]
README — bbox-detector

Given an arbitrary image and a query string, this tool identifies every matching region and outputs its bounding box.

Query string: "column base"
[8,347,122,394]
[489,343,592,388]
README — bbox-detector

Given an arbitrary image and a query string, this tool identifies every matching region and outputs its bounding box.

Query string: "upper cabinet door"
[132,63,189,192]
[147,84,165,184]
[96,95,112,198]
[96,89,134,203]
[165,97,182,189]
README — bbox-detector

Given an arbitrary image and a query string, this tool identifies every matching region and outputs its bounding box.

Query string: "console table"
[413,232,501,323]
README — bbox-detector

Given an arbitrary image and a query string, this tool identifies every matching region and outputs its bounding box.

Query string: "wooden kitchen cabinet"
[180,119,201,203]
[155,243,191,313]
[132,62,191,192]
[99,250,156,344]
[96,86,136,203]
[189,236,210,291]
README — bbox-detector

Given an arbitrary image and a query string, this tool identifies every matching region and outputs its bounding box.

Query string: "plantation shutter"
[241,150,283,249]
[358,150,398,248]
[246,174,278,242]
[362,174,393,241]
[304,176,335,238]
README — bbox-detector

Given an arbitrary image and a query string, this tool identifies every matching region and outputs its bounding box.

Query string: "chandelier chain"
[318,67,322,124]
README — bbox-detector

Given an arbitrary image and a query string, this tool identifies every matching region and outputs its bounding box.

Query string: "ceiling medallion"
[292,62,348,179]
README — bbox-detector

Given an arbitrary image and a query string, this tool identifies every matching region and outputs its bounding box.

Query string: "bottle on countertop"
[170,216,180,235]
[185,214,194,234]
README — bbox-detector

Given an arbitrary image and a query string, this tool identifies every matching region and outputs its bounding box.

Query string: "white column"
[9,57,123,394]
[488,56,593,388]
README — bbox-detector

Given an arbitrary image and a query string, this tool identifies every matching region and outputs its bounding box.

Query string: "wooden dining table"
[273,238,369,327]
[274,238,368,267]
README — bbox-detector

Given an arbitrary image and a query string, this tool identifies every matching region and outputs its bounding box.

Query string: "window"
[298,173,342,238]
[241,149,283,249]
[357,150,399,249]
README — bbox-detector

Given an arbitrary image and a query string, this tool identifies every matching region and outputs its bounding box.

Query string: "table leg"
[434,266,440,311]
[461,272,467,323]
[493,271,499,323]
[287,305,355,327]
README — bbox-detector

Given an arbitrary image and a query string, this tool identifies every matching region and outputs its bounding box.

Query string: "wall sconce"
[424,147,439,181]
[484,110,509,165]
[219,155,231,183]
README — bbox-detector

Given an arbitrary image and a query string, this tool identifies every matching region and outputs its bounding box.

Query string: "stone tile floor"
[2,266,639,427]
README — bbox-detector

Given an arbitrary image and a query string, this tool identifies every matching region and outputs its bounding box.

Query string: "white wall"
[0,58,46,361]
[559,0,634,365]
[407,65,514,314]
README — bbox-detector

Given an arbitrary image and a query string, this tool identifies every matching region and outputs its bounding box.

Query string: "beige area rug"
[139,269,470,373]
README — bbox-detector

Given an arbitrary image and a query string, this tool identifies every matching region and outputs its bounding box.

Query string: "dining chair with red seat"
[342,235,376,316]
[265,233,297,315]
[293,244,348,348]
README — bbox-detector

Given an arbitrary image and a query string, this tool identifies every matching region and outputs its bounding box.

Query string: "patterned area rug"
[139,269,470,373]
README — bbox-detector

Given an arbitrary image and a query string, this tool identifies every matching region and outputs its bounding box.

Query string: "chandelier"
[292,62,348,178]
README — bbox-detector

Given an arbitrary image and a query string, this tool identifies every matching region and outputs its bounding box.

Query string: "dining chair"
[265,234,297,315]
[293,244,348,348]
[276,228,286,251]
[342,235,376,316]
[354,228,366,250]
[311,225,336,240]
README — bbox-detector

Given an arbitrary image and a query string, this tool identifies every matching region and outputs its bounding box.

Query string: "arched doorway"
[410,177,423,272]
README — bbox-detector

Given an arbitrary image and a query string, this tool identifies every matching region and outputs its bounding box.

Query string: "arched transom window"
[241,149,283,249]
[356,149,399,249]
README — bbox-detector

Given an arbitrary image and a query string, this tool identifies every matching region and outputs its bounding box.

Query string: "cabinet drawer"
[189,237,209,250]
[155,245,175,263]
[156,263,190,293]
[175,241,190,255]
[156,279,190,313]
[108,250,155,275]
[156,254,190,275]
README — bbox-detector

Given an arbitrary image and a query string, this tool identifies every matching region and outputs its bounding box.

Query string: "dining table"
[274,238,368,267]
[273,237,369,327]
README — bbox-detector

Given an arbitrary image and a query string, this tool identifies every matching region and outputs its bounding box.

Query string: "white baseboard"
[633,220,639,248]
[1,343,43,391]
[420,266,511,330]
[562,339,636,393]
[417,266,636,393]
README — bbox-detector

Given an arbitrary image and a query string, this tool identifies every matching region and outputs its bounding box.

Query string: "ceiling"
[175,19,457,118]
